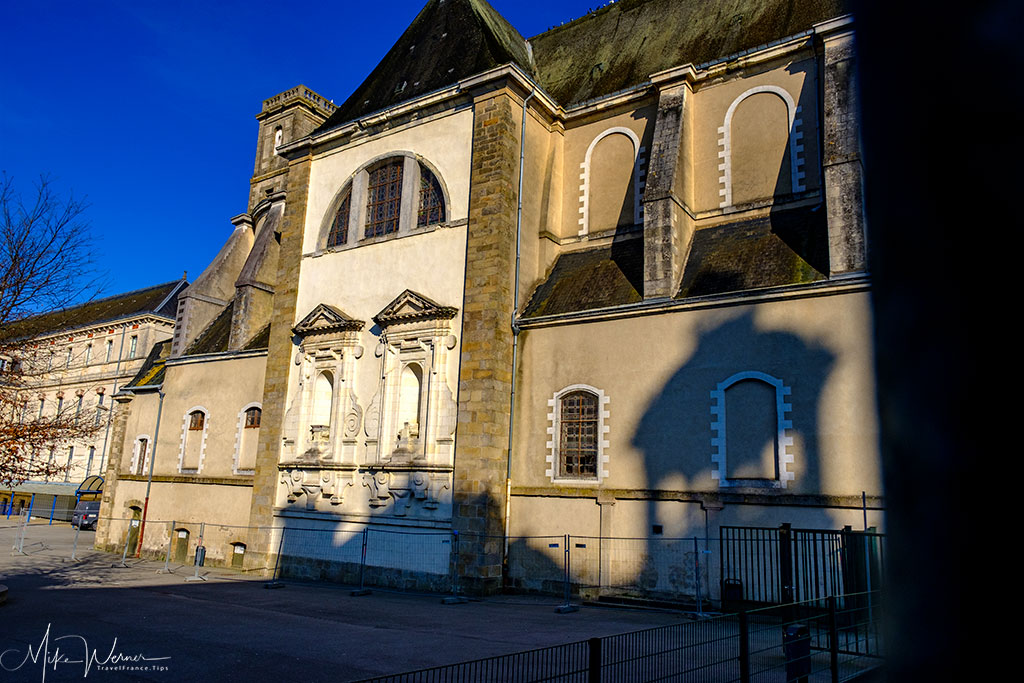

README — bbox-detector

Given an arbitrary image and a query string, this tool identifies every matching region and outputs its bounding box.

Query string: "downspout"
[135,389,164,558]
[98,324,128,474]
[503,89,535,571]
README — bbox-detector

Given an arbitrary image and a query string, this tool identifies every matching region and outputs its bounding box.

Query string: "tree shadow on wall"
[631,311,837,555]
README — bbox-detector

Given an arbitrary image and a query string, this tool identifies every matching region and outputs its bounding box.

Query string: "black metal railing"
[354,591,884,683]
[721,524,885,607]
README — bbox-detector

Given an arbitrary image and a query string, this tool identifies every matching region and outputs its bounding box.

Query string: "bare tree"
[0,174,105,488]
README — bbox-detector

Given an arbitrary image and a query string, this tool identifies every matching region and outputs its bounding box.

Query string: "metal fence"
[7,508,883,612]
[720,525,885,607]
[354,591,884,682]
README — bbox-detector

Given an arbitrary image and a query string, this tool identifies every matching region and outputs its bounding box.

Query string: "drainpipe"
[98,324,128,474]
[503,89,536,570]
[136,389,164,558]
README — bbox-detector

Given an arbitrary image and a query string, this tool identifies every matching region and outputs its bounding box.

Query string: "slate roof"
[183,302,234,356]
[1,280,185,342]
[523,205,828,317]
[529,0,849,106]
[124,339,171,389]
[316,0,532,131]
[316,0,850,134]
[675,206,828,298]
[523,238,643,317]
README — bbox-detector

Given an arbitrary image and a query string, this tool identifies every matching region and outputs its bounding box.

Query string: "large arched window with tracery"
[321,155,448,251]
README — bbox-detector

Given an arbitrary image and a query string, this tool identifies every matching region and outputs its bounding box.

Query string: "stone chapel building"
[98,0,878,597]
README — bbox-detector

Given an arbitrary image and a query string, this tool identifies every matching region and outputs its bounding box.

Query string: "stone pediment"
[293,303,365,337]
[373,290,458,327]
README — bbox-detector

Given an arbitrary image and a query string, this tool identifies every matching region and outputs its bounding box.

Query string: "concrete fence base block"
[554,604,580,614]
[442,596,469,605]
[350,588,371,597]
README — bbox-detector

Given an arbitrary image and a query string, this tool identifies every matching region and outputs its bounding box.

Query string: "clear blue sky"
[1,0,600,298]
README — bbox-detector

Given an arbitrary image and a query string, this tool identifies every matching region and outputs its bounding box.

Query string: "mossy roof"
[183,302,234,356]
[675,205,828,298]
[523,238,643,317]
[529,0,850,106]
[317,0,850,134]
[1,280,185,342]
[125,340,171,389]
[523,204,828,317]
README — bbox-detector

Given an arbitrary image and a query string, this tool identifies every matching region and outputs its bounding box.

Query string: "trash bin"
[194,545,206,567]
[783,623,811,683]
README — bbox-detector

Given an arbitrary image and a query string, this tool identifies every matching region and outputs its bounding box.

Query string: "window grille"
[418,167,445,227]
[560,391,599,478]
[365,161,403,237]
[327,190,351,247]
[189,411,205,431]
[244,407,261,429]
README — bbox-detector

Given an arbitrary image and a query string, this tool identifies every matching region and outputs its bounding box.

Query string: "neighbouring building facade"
[98,0,879,600]
[2,280,186,517]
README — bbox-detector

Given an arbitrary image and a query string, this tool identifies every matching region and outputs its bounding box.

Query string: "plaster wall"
[512,290,879,501]
[690,57,821,214]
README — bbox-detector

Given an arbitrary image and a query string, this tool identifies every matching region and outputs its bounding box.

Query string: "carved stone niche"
[363,289,459,468]
[278,304,366,507]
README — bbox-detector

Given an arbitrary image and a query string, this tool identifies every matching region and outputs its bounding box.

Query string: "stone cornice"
[518,275,871,329]
[511,486,884,511]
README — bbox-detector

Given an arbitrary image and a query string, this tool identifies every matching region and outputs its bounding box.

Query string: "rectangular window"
[365,161,403,237]
[129,336,138,359]
[94,394,104,426]
[560,391,599,479]
[66,347,73,368]
[86,447,95,477]
[189,411,205,430]
[64,447,74,482]
[106,340,113,362]
[75,395,83,424]
[244,407,261,428]
[56,396,63,416]
[47,353,53,371]
[85,344,92,365]
[136,439,148,475]
[38,398,45,419]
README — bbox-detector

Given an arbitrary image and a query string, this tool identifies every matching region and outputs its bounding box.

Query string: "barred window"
[327,190,350,247]
[418,166,445,227]
[365,161,403,238]
[188,410,205,431]
[244,407,261,429]
[559,391,599,478]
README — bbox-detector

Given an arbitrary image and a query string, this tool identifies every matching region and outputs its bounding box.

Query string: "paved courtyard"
[0,521,690,682]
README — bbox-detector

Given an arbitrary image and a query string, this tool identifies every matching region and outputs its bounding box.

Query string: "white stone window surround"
[130,434,152,476]
[177,406,210,474]
[709,371,794,489]
[717,85,806,209]
[545,384,611,483]
[232,402,261,475]
[315,151,452,253]
[578,127,646,236]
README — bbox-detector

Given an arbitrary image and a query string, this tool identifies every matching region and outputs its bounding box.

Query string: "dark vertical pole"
[587,637,601,683]
[828,596,839,683]
[738,610,750,683]
[779,523,794,604]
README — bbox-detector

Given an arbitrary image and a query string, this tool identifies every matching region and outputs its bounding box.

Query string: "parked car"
[71,501,100,530]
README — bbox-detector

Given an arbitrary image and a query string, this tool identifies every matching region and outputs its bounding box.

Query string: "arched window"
[559,391,599,478]
[365,160,404,238]
[418,166,445,227]
[327,189,350,247]
[547,384,610,483]
[245,407,262,428]
[710,371,794,488]
[321,155,448,251]
[180,408,208,473]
